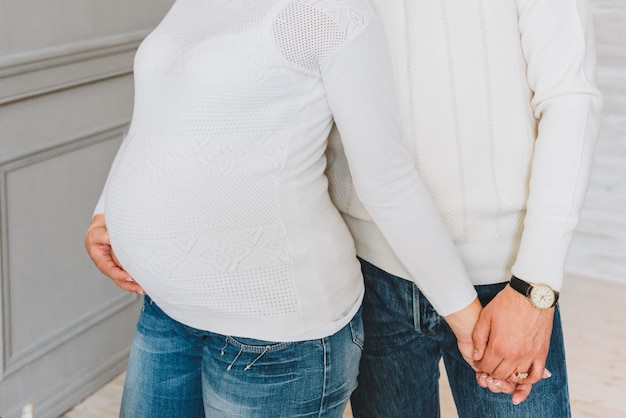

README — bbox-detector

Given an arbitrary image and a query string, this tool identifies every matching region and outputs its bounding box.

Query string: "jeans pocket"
[349,307,364,350]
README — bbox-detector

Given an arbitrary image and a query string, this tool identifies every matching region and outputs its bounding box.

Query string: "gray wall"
[0,1,173,417]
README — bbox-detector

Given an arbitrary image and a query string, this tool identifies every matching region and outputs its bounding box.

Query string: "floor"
[61,1,626,417]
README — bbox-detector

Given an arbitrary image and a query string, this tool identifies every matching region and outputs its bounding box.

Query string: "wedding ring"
[514,370,529,380]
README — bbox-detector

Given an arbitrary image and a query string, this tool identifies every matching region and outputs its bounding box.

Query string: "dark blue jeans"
[351,259,571,418]
[121,296,364,417]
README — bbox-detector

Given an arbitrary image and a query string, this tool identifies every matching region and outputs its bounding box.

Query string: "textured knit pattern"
[327,0,603,290]
[98,0,484,335]
[97,0,377,339]
[98,0,479,338]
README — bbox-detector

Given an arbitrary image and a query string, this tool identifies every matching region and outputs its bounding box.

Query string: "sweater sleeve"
[511,0,603,290]
[320,16,477,316]
[93,189,106,216]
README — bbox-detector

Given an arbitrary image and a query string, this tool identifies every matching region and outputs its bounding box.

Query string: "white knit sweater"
[327,0,603,293]
[95,0,477,341]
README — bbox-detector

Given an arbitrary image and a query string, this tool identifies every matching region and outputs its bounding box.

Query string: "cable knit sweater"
[95,0,477,341]
[327,0,603,293]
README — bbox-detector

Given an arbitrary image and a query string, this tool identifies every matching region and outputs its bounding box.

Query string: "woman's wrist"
[444,297,482,341]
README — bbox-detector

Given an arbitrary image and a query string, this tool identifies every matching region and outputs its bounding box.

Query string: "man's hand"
[472,285,554,401]
[84,214,145,294]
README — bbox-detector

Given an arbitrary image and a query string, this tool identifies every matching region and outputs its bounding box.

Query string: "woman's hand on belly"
[85,214,146,295]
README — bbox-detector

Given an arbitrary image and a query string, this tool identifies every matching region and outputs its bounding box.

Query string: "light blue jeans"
[351,258,571,418]
[120,296,363,418]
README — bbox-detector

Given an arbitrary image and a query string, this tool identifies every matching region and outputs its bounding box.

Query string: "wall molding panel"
[0,30,149,105]
[3,291,138,378]
[0,124,135,378]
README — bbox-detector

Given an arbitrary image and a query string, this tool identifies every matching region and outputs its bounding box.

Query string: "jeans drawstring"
[221,338,271,371]
[227,347,244,371]
[244,346,270,370]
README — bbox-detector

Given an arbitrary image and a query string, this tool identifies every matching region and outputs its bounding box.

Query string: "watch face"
[530,284,556,309]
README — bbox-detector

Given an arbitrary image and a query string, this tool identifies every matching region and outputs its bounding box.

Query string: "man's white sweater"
[327,0,603,291]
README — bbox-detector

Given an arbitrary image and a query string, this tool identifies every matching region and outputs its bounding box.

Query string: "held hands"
[471,285,555,404]
[445,299,521,398]
[84,214,145,294]
[445,291,554,404]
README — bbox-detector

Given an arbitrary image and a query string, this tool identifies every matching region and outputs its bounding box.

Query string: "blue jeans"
[120,296,364,418]
[351,259,571,418]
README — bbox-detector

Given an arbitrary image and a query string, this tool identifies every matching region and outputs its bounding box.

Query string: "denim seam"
[317,337,328,418]
[225,336,293,352]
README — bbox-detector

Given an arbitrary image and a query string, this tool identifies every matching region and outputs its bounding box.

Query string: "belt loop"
[412,283,421,331]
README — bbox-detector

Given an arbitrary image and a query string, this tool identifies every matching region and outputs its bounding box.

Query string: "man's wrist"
[509,275,559,309]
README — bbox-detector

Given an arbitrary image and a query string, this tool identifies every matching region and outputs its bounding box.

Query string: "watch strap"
[509,275,532,298]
